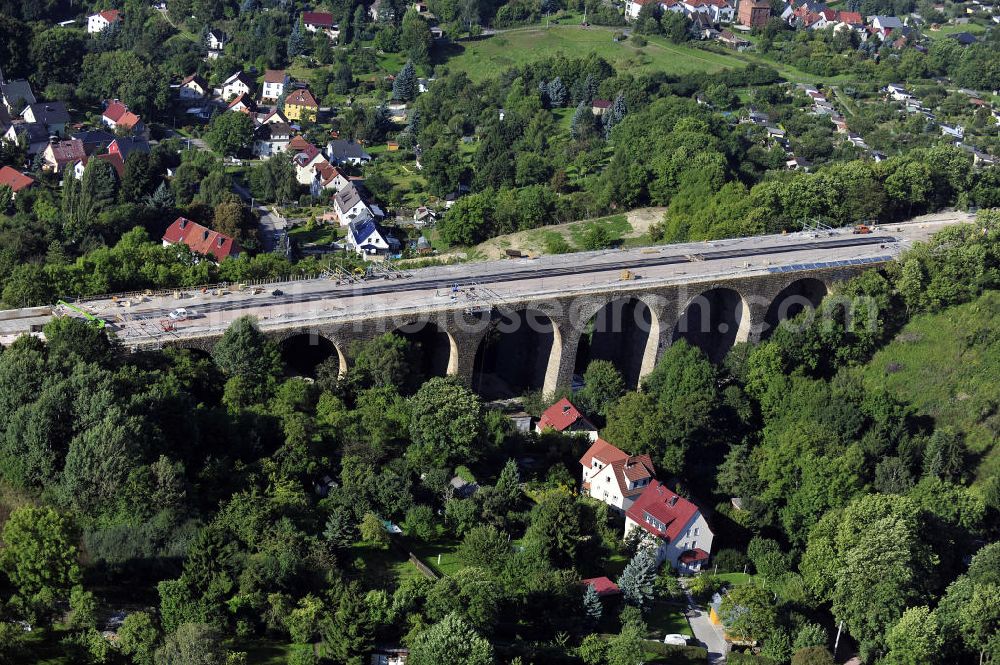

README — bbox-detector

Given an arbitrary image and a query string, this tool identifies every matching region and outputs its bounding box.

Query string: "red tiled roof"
[626,480,700,544]
[838,10,862,24]
[264,69,286,84]
[592,99,612,108]
[539,398,596,433]
[820,8,836,20]
[162,217,240,261]
[679,548,710,564]
[288,135,315,153]
[104,101,142,129]
[302,11,335,26]
[285,88,318,108]
[181,74,208,89]
[582,577,621,597]
[77,152,126,179]
[99,9,121,22]
[0,166,35,192]
[580,438,628,468]
[315,161,346,185]
[227,93,257,112]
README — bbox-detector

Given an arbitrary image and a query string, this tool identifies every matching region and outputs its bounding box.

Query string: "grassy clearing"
[288,224,341,246]
[410,538,465,577]
[925,22,988,39]
[645,600,694,638]
[237,639,296,665]
[856,290,1000,483]
[441,26,747,82]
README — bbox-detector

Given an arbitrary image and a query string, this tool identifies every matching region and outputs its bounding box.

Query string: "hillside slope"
[857,290,1000,482]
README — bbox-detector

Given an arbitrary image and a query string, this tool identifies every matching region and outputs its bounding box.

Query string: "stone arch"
[471,307,560,399]
[392,320,459,380]
[278,331,346,378]
[573,296,660,389]
[672,287,750,363]
[762,277,830,340]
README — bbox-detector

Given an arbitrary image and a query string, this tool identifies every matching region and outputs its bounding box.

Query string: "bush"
[713,548,750,573]
[631,34,648,47]
[687,574,724,600]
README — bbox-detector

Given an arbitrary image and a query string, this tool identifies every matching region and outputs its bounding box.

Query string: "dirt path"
[445,206,667,261]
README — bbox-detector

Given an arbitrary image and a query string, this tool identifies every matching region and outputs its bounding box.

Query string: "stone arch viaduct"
[166,265,867,398]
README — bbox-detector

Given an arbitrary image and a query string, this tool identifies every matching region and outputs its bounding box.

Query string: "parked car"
[663,634,689,646]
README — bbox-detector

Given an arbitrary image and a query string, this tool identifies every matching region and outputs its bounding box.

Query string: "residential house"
[579,438,656,512]
[413,207,436,224]
[683,0,736,23]
[718,29,751,49]
[582,577,622,597]
[346,216,399,258]
[689,12,719,38]
[87,10,121,34]
[72,152,125,181]
[370,647,408,665]
[4,122,49,155]
[369,0,383,20]
[0,166,35,199]
[253,122,292,158]
[222,71,256,101]
[207,29,226,57]
[311,161,349,196]
[940,123,964,139]
[738,0,771,26]
[257,108,290,126]
[949,31,977,45]
[70,129,115,155]
[302,11,340,40]
[786,155,813,170]
[334,182,374,225]
[417,77,435,93]
[885,83,913,101]
[284,88,319,122]
[837,10,863,26]
[293,143,327,185]
[327,139,372,165]
[262,70,289,102]
[162,217,240,262]
[0,79,36,114]
[179,75,209,100]
[624,480,714,571]
[227,93,257,114]
[592,99,611,116]
[101,100,146,137]
[108,136,150,162]
[534,397,599,440]
[626,0,653,20]
[41,139,86,173]
[22,102,69,136]
[869,14,903,38]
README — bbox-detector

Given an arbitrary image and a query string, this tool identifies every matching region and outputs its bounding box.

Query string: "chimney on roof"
[562,405,571,413]
[202,230,209,240]
[179,218,188,229]
[668,495,679,507]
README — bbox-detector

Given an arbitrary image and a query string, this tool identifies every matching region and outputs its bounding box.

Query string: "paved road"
[680,580,729,664]
[0,211,972,344]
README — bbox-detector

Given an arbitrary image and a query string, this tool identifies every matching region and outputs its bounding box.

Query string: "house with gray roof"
[0,80,36,114]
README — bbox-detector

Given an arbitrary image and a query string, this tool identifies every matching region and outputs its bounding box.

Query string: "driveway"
[680,581,729,663]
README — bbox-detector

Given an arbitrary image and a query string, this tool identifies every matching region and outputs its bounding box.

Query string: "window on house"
[693,527,700,536]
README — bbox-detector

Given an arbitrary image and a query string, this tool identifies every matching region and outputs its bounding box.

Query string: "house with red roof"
[71,152,126,181]
[625,480,714,571]
[582,577,622,597]
[302,11,341,41]
[580,438,656,512]
[162,217,241,262]
[87,10,121,34]
[102,100,146,138]
[0,166,35,199]
[535,397,598,440]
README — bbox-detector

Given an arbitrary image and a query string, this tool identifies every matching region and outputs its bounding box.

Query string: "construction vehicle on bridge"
[56,300,107,328]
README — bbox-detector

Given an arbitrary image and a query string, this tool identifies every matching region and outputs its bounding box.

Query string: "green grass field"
[645,600,694,638]
[441,26,748,81]
[925,22,988,39]
[857,290,1000,483]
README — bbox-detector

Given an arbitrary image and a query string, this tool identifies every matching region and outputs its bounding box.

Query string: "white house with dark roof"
[327,139,372,166]
[579,439,656,512]
[624,480,713,571]
[0,80,36,115]
[262,70,289,102]
[222,71,256,101]
[334,182,374,226]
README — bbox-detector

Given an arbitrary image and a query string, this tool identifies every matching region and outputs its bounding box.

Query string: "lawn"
[237,639,297,665]
[925,22,988,39]
[288,224,341,246]
[856,290,1000,484]
[645,600,694,639]
[410,538,465,577]
[440,25,749,82]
